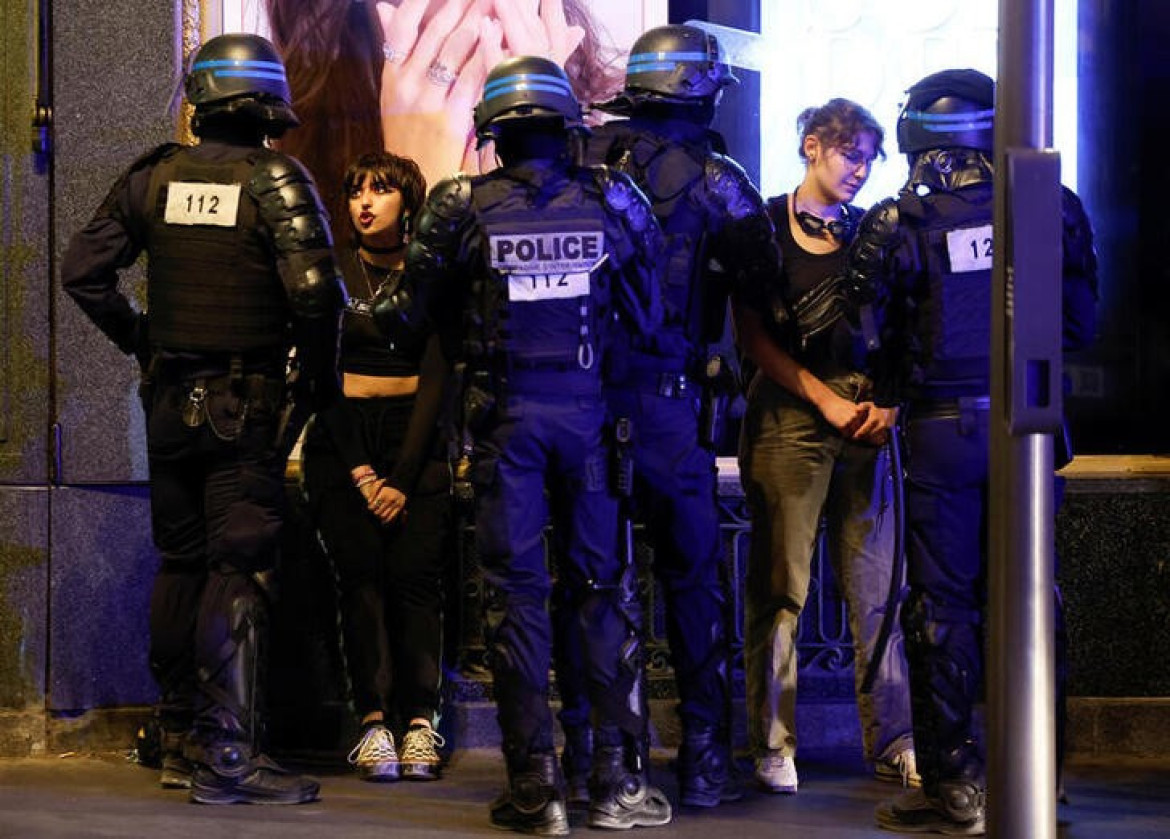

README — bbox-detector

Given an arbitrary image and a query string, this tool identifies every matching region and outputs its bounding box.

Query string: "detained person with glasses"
[733,98,919,796]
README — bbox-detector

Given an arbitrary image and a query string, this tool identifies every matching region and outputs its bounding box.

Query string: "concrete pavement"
[1,750,1168,838]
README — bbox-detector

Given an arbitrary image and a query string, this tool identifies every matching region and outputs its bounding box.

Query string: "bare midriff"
[343,372,419,398]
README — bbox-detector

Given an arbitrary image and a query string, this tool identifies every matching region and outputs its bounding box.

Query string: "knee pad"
[194,568,270,742]
[578,585,648,744]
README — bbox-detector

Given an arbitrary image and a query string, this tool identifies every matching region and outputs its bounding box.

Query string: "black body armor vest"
[144,147,289,352]
[468,171,610,388]
[900,184,994,396]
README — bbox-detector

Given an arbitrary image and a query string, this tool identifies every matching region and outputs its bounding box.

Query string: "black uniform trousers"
[145,369,285,739]
[901,401,990,794]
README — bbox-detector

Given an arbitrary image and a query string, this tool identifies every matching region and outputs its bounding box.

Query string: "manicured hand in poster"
[376,0,590,180]
[267,0,616,228]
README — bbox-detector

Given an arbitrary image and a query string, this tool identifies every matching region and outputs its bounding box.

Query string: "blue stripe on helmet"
[483,72,573,100]
[193,58,286,73]
[627,60,689,75]
[483,82,573,103]
[628,50,711,66]
[211,69,289,83]
[907,108,995,132]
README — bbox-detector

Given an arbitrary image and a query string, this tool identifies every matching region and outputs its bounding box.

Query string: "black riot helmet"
[185,33,299,137]
[473,56,583,146]
[896,69,995,155]
[603,24,737,117]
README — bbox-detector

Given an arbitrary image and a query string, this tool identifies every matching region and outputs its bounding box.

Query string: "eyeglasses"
[795,210,855,241]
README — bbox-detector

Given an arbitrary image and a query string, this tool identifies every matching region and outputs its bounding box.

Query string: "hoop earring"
[401,213,413,240]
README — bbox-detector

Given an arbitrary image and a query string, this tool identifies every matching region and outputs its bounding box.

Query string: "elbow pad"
[1060,187,1099,350]
[283,250,348,319]
[594,168,664,334]
[372,278,426,344]
[703,154,783,310]
[1060,187,1098,294]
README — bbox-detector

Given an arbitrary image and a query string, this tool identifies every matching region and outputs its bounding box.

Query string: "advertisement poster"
[217,0,667,223]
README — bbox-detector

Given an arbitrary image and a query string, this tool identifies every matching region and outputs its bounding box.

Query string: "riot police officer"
[844,69,1097,835]
[553,23,780,809]
[62,33,345,805]
[375,56,669,833]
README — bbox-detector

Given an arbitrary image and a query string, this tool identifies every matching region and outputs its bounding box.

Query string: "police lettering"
[490,230,604,275]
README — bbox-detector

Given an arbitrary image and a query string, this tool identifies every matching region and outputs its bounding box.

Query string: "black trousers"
[302,395,452,726]
[144,371,286,738]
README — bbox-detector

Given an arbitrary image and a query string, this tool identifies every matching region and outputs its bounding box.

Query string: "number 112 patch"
[164,182,241,228]
[946,224,993,273]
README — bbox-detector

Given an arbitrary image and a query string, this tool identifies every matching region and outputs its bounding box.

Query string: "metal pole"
[990,1,1060,837]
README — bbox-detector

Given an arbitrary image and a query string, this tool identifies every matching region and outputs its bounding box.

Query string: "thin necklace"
[357,256,388,299]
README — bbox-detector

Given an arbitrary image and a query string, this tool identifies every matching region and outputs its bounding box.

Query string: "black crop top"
[339,251,427,378]
[315,248,451,492]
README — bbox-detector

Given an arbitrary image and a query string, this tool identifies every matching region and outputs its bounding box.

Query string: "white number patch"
[164,182,241,227]
[946,224,994,272]
[507,272,592,301]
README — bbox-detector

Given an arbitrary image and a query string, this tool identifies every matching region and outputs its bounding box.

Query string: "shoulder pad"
[593,166,653,233]
[704,152,765,220]
[247,149,316,196]
[428,173,474,218]
[128,142,181,175]
[247,149,332,252]
[858,197,901,243]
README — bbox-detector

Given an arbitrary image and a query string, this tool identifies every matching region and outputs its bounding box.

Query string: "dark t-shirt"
[768,193,868,376]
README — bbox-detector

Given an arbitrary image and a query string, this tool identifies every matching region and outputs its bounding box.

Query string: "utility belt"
[150,348,287,383]
[503,367,599,395]
[908,395,991,434]
[618,368,696,399]
[175,374,284,426]
[150,353,286,440]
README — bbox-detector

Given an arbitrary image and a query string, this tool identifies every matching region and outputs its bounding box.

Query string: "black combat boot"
[677,721,742,807]
[877,592,985,834]
[186,570,319,804]
[588,744,672,829]
[875,778,986,835]
[489,752,570,836]
[187,735,320,805]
